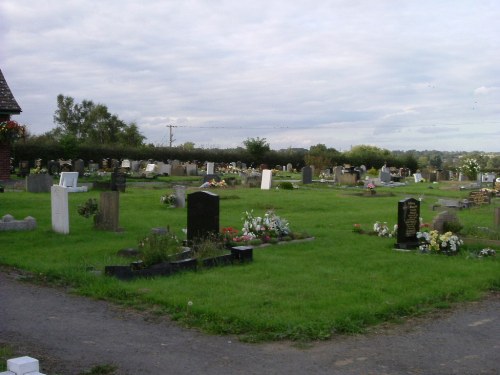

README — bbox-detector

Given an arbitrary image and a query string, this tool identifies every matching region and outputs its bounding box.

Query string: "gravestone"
[333,166,343,182]
[19,161,30,177]
[379,170,391,183]
[413,173,422,183]
[95,191,120,231]
[26,174,53,193]
[339,173,357,185]
[206,162,215,175]
[157,162,171,176]
[187,191,219,243]
[130,160,141,173]
[111,170,126,192]
[74,159,85,177]
[185,163,198,176]
[47,160,60,175]
[261,169,273,190]
[173,185,187,208]
[302,166,312,184]
[432,210,460,234]
[286,163,293,172]
[203,174,221,183]
[121,159,131,169]
[88,162,99,172]
[51,185,69,234]
[171,165,185,176]
[395,198,420,249]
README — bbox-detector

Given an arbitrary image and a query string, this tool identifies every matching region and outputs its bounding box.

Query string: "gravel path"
[1,269,498,375]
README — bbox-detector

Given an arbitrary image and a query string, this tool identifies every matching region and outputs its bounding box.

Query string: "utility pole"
[167,124,177,147]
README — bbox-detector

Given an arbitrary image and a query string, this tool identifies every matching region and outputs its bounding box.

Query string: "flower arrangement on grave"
[77,198,99,219]
[477,248,496,257]
[209,179,227,188]
[242,210,290,241]
[366,183,376,195]
[416,230,463,254]
[460,158,481,181]
[372,221,396,237]
[160,193,177,207]
[0,120,26,144]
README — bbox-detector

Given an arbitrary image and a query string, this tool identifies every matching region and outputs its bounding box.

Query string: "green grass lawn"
[1,180,498,342]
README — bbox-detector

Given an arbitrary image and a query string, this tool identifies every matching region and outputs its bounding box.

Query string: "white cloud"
[1,0,500,151]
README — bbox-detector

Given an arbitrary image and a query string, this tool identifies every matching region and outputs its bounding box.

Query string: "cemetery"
[1,162,499,342]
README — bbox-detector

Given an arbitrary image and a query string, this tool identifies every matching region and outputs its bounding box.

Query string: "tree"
[53,94,145,146]
[305,144,341,171]
[345,145,391,168]
[243,137,270,162]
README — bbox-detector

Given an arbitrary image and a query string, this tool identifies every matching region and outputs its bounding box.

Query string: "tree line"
[14,95,498,173]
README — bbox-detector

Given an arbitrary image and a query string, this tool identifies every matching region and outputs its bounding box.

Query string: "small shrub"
[77,198,99,219]
[278,181,294,190]
[138,231,182,267]
[443,221,463,234]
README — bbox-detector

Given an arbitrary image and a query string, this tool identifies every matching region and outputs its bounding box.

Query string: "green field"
[1,178,498,342]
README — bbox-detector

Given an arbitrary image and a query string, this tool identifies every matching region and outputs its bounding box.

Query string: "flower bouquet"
[417,230,463,255]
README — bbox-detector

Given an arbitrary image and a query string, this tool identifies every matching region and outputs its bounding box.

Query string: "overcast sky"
[1,0,499,151]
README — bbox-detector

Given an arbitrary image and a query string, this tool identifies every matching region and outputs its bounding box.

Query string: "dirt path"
[1,269,498,375]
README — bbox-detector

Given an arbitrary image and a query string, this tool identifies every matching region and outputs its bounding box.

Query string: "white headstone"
[261,169,273,190]
[207,162,215,175]
[51,185,69,234]
[121,159,131,168]
[145,163,156,173]
[413,173,422,183]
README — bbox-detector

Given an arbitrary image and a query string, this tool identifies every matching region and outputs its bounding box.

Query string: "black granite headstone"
[187,191,219,243]
[395,198,421,249]
[302,166,312,184]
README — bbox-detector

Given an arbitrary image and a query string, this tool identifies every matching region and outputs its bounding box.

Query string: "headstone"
[130,160,141,173]
[333,166,343,182]
[157,162,171,176]
[111,159,121,169]
[339,173,357,185]
[174,185,187,208]
[74,159,85,177]
[111,170,126,192]
[19,160,30,177]
[413,173,422,183]
[95,191,120,231]
[286,163,293,172]
[88,163,99,172]
[26,174,52,193]
[47,160,60,175]
[121,159,131,169]
[302,166,312,184]
[395,198,420,249]
[187,191,219,243]
[432,210,460,234]
[51,185,69,234]
[379,170,391,183]
[203,174,221,183]
[171,165,185,176]
[185,163,198,176]
[261,169,273,190]
[207,162,215,175]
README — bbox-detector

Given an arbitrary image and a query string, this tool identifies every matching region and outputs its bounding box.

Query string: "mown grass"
[1,180,498,342]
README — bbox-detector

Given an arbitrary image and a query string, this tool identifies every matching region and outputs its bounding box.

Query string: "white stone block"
[51,185,69,234]
[207,162,215,175]
[261,169,272,190]
[7,356,39,374]
[0,371,15,375]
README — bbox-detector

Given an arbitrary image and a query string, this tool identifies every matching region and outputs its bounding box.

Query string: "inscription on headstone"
[468,190,490,206]
[396,198,420,249]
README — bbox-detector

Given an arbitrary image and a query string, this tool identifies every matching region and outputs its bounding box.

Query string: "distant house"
[0,68,22,122]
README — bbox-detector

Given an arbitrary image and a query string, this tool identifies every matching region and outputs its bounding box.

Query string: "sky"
[1,0,499,152]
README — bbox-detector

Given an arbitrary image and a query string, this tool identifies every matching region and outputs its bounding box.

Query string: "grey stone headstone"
[95,191,120,231]
[379,170,391,183]
[395,198,420,249]
[174,185,187,208]
[111,171,126,192]
[185,163,198,176]
[26,174,53,193]
[286,163,293,172]
[302,166,312,184]
[187,191,219,243]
